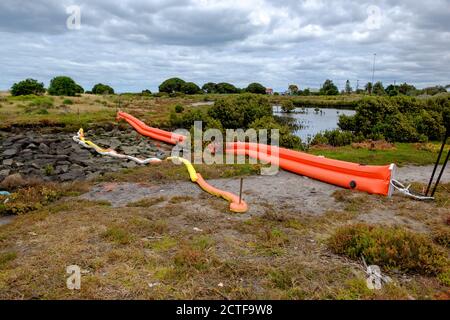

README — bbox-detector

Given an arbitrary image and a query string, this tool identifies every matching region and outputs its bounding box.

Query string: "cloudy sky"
[0,0,449,92]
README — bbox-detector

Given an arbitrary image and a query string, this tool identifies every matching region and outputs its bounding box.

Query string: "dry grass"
[0,170,449,299]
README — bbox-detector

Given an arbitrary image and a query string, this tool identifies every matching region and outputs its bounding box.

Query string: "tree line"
[287,79,448,97]
[10,77,115,96]
[9,76,448,98]
[8,76,268,97]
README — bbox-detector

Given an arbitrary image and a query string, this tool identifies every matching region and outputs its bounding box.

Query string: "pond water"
[273,106,356,143]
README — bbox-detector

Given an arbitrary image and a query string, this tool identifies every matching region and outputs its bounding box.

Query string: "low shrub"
[311,129,361,147]
[0,186,60,215]
[328,223,448,275]
[174,104,184,113]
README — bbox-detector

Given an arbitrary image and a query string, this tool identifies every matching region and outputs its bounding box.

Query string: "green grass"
[0,109,115,131]
[309,143,447,166]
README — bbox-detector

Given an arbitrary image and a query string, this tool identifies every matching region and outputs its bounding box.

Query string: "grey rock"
[122,161,137,169]
[27,143,37,149]
[86,172,101,181]
[38,143,50,153]
[31,163,41,169]
[2,159,13,166]
[55,165,69,174]
[59,170,84,182]
[0,169,11,177]
[3,148,18,157]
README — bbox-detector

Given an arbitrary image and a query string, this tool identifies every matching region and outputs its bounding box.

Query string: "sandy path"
[396,165,449,184]
[80,165,449,216]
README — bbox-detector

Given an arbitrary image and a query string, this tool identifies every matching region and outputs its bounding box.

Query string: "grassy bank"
[309,142,449,166]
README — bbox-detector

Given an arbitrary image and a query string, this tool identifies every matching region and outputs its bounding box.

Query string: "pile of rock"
[0,128,171,183]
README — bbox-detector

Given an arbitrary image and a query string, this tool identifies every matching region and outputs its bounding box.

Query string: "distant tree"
[141,89,152,96]
[302,88,311,96]
[159,78,186,93]
[75,84,84,94]
[398,82,417,95]
[216,82,239,94]
[345,80,352,94]
[10,78,45,96]
[288,84,299,95]
[320,79,339,95]
[92,83,114,95]
[281,100,295,113]
[48,76,81,96]
[181,82,201,94]
[421,86,447,96]
[245,82,266,94]
[202,82,217,93]
[373,81,386,95]
[385,84,399,96]
[365,82,373,94]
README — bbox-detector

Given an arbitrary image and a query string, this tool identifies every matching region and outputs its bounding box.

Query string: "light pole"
[371,53,377,85]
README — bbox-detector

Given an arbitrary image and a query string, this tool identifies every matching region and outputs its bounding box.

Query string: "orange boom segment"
[117,111,185,145]
[118,112,396,197]
[225,142,394,196]
[195,174,248,213]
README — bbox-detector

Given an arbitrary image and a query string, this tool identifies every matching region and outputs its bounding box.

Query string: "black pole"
[430,149,450,197]
[425,130,449,196]
[239,178,244,204]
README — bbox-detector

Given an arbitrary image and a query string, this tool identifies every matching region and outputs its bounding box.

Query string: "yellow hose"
[75,129,248,213]
[167,156,198,182]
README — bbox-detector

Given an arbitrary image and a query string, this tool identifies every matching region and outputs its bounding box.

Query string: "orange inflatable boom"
[225,142,395,196]
[117,111,185,145]
[118,111,396,197]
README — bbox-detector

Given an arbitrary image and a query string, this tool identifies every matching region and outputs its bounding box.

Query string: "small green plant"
[63,99,74,105]
[0,186,60,215]
[174,104,184,113]
[37,108,49,115]
[433,228,450,248]
[44,164,54,175]
[328,224,448,275]
[102,226,131,245]
[0,252,17,267]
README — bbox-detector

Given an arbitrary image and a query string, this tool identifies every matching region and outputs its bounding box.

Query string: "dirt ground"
[80,165,450,216]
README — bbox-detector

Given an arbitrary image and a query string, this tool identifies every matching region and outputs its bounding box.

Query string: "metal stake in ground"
[430,148,450,197]
[239,178,244,204]
[426,129,449,196]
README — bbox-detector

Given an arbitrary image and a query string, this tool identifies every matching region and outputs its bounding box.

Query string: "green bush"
[92,83,114,95]
[63,99,73,105]
[328,224,448,275]
[250,116,301,149]
[207,94,272,129]
[181,82,201,94]
[11,79,45,96]
[245,83,266,94]
[48,76,83,96]
[159,78,186,93]
[281,100,295,113]
[174,104,184,113]
[338,95,449,142]
[311,129,360,146]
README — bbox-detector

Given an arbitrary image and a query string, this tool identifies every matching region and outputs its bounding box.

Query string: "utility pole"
[356,80,360,91]
[371,53,377,85]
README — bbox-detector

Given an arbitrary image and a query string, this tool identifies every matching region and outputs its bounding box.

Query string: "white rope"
[72,131,162,165]
[390,179,434,200]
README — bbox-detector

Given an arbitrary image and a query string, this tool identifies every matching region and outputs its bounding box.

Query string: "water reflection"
[273,106,356,143]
